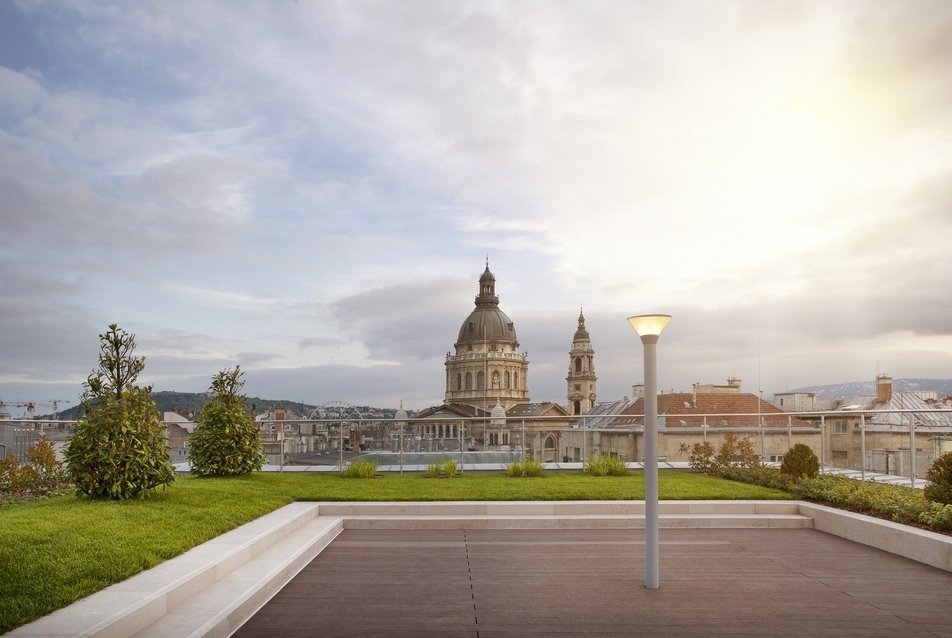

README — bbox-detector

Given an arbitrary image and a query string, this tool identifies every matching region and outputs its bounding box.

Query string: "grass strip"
[0,470,789,632]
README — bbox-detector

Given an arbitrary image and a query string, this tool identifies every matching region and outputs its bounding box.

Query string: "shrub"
[924,452,952,505]
[340,459,378,478]
[715,465,794,492]
[442,459,459,477]
[423,461,442,478]
[585,456,629,477]
[189,367,265,476]
[713,464,952,533]
[714,433,759,469]
[522,457,545,477]
[24,436,68,494]
[504,460,523,477]
[65,324,175,499]
[679,441,715,473]
[0,441,68,501]
[780,443,820,479]
[504,458,544,477]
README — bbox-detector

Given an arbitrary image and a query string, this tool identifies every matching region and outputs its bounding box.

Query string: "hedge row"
[714,465,952,532]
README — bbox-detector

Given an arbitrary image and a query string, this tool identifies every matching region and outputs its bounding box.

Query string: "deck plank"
[233,528,952,637]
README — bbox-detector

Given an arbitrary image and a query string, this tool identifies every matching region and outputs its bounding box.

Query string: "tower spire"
[567,307,596,415]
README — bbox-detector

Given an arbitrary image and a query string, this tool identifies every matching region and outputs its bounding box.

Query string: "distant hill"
[790,378,952,400]
[37,391,407,421]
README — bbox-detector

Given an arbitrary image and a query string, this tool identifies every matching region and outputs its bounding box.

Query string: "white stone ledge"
[797,502,952,572]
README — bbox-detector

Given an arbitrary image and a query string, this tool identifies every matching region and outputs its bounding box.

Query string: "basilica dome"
[455,264,519,348]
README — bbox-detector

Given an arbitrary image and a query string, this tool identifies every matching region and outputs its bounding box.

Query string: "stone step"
[134,516,342,638]
[315,499,803,517]
[9,502,328,638]
[340,513,813,529]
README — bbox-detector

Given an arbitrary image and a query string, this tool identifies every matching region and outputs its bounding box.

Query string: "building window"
[514,372,519,390]
[833,420,848,434]
[465,372,472,390]
[504,371,510,388]
[575,358,582,373]
[545,436,555,449]
[477,371,485,390]
[457,373,462,391]
[574,400,581,415]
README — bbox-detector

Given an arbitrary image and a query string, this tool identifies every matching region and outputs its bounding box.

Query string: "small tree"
[189,366,265,476]
[65,324,175,499]
[679,441,715,473]
[780,443,819,479]
[924,452,952,505]
[712,433,759,469]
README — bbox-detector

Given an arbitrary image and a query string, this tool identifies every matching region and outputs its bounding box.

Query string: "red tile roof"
[610,393,807,428]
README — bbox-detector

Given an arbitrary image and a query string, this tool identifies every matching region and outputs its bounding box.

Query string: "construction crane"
[0,399,71,421]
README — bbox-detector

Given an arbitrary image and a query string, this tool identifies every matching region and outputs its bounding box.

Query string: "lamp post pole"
[628,314,670,591]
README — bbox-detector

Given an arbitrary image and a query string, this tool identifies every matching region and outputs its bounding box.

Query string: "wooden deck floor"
[233,528,952,638]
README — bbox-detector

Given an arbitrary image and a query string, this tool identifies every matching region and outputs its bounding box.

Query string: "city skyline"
[2,2,952,410]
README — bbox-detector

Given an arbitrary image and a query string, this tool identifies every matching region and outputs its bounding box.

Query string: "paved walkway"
[233,527,952,638]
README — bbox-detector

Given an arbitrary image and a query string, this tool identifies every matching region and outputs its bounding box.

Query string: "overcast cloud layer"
[2,1,951,413]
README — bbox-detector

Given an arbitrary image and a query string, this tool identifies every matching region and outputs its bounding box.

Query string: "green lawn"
[0,470,790,632]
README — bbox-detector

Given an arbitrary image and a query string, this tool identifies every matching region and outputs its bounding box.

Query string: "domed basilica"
[413,260,596,462]
[443,262,530,411]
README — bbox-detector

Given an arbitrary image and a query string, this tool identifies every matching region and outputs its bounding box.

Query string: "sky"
[2,0,952,415]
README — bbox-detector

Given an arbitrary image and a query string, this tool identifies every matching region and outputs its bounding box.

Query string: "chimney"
[632,384,645,400]
[876,374,892,403]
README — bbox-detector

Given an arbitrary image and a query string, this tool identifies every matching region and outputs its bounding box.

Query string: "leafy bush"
[679,441,715,473]
[713,464,952,533]
[1,437,69,505]
[189,367,265,476]
[65,324,175,499]
[924,452,952,505]
[715,465,794,492]
[780,443,819,479]
[585,456,629,477]
[340,459,378,478]
[714,433,759,469]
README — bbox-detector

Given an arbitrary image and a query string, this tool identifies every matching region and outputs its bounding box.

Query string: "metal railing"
[3,406,950,483]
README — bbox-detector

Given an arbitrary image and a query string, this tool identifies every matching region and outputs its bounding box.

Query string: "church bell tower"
[566,308,596,415]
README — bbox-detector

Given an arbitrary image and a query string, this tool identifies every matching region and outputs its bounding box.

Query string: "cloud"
[298,337,343,351]
[236,351,280,365]
[328,276,471,362]
[242,362,444,409]
[3,2,952,413]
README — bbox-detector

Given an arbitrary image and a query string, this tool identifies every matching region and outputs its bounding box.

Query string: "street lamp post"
[628,314,671,591]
